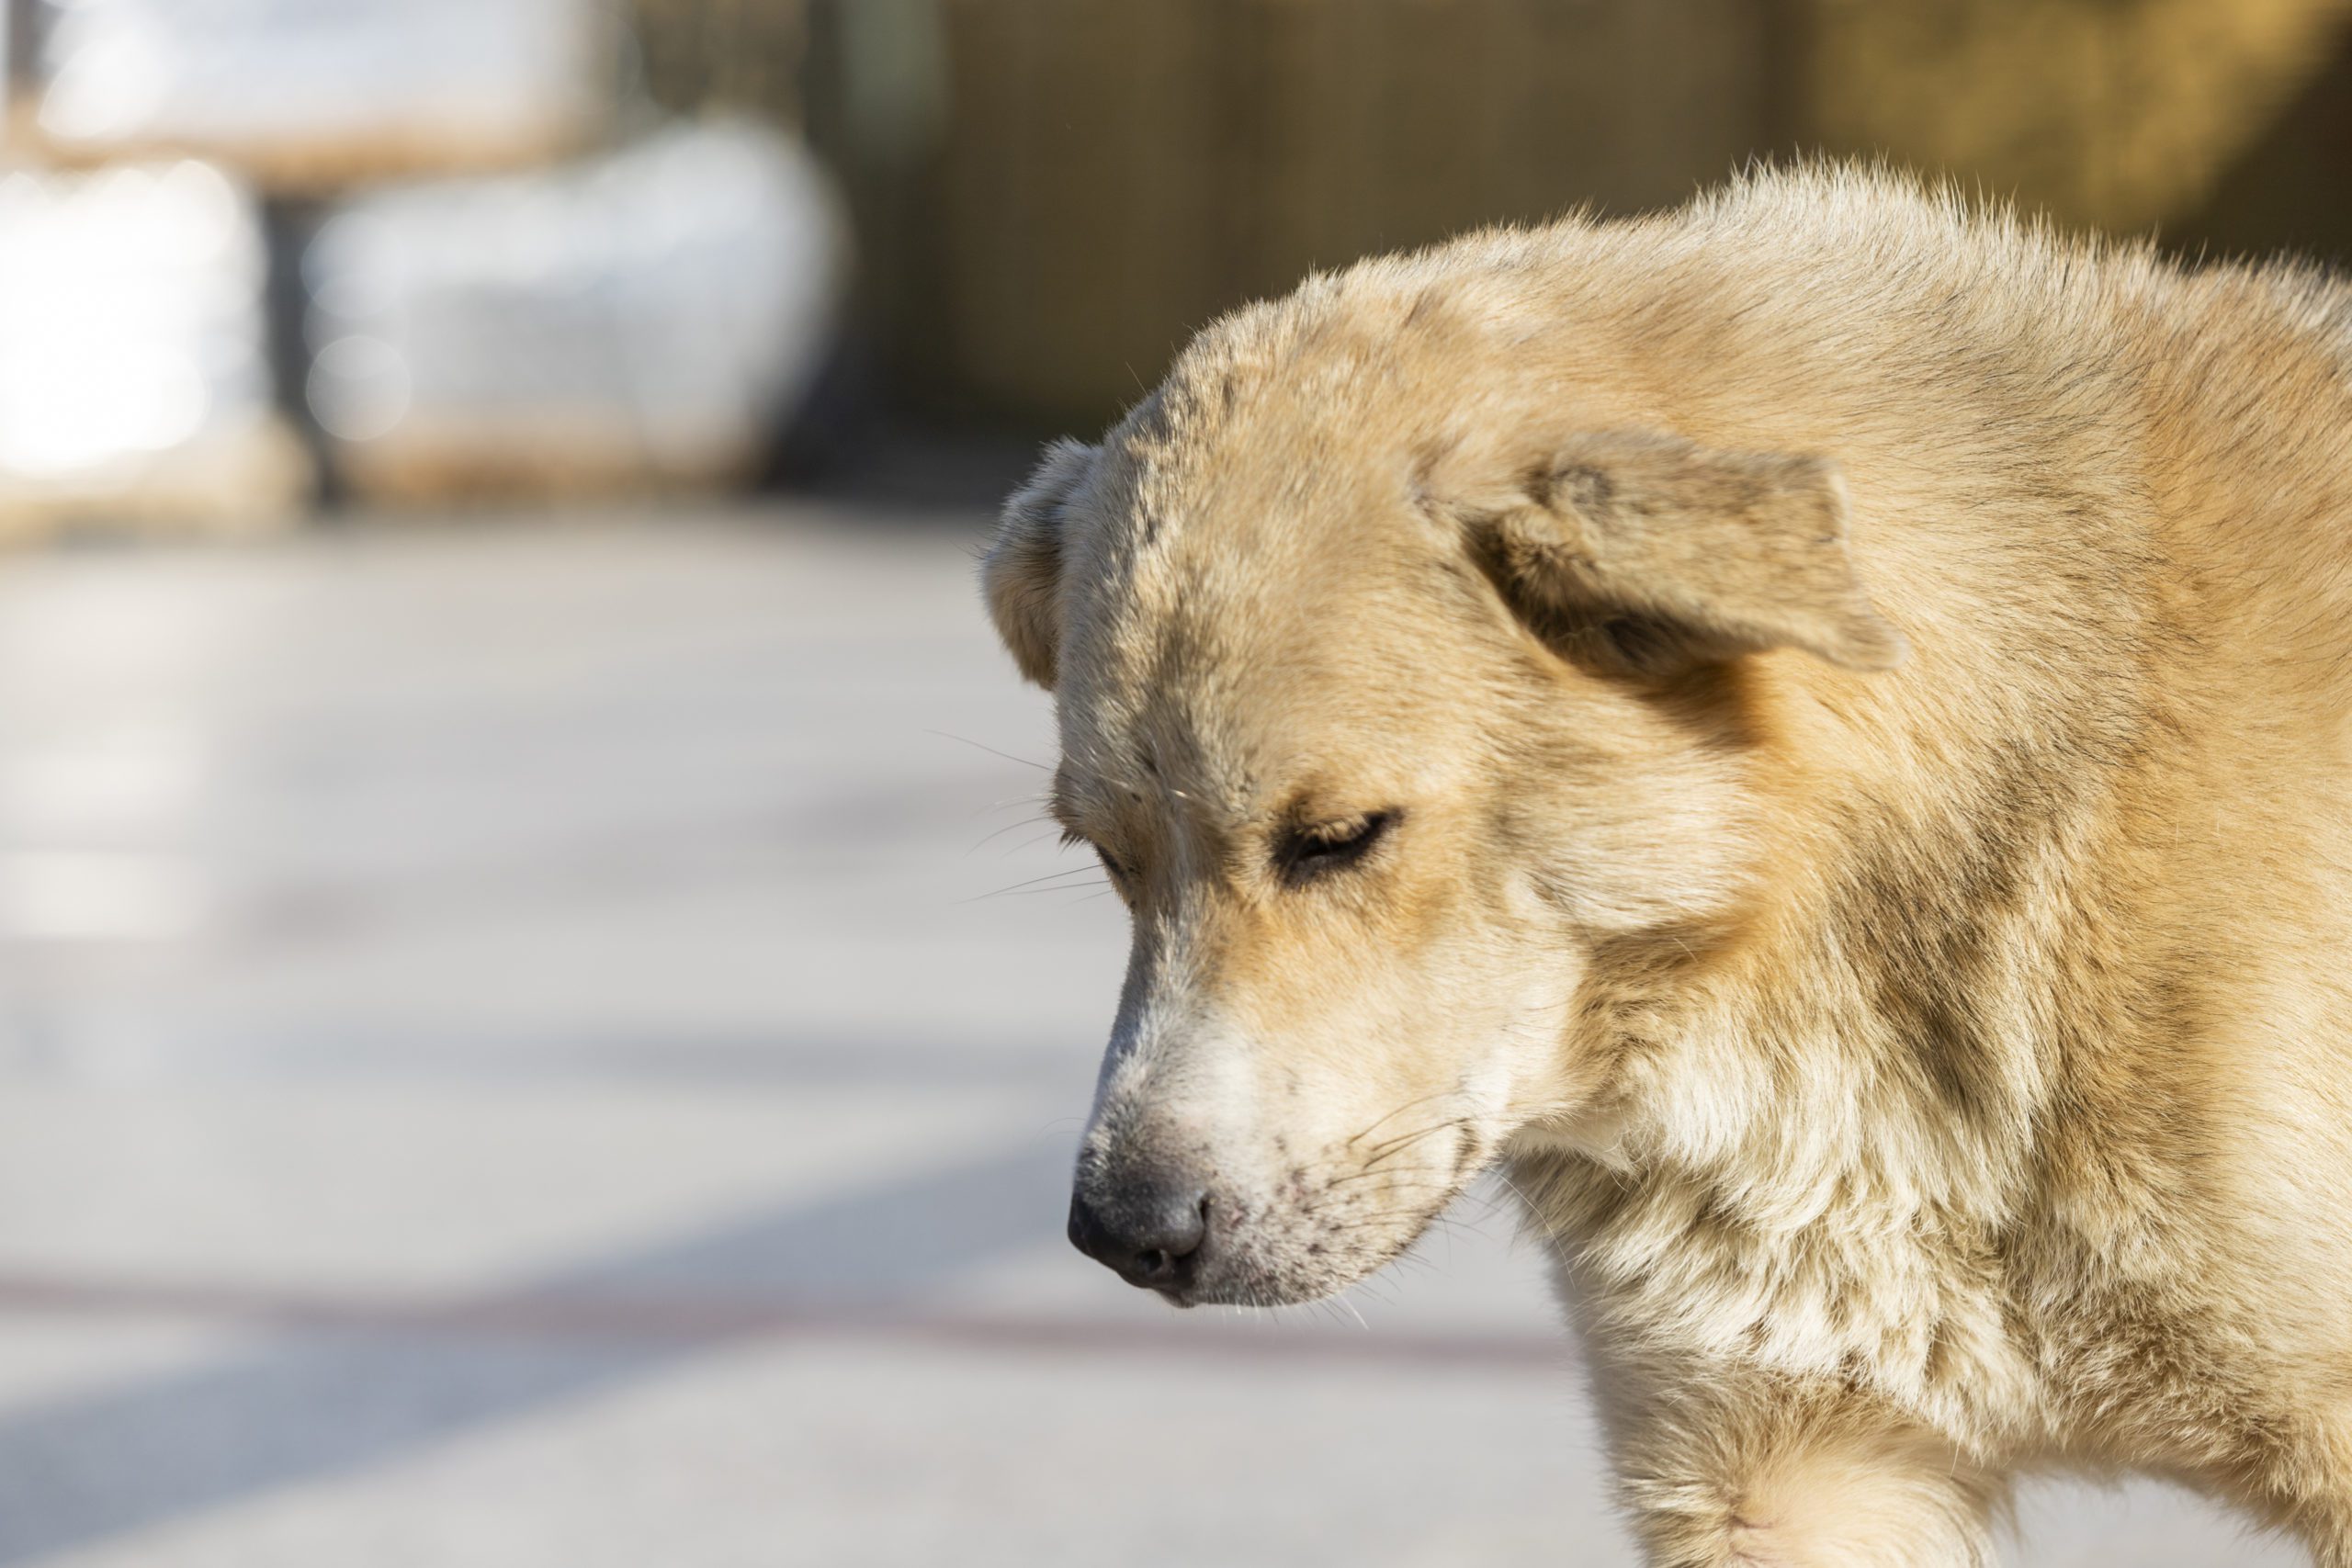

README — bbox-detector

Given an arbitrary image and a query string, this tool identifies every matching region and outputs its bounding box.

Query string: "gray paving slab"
[0,509,2306,1566]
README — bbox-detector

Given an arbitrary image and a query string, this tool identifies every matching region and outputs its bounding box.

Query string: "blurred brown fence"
[787,0,2352,430]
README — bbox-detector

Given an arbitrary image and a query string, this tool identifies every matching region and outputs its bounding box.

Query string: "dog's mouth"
[1072,1128,1486,1316]
[1164,1189,1464,1309]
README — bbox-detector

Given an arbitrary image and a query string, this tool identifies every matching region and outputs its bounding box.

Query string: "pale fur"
[981,164,2352,1566]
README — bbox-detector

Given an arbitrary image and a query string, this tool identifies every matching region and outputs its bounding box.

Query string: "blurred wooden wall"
[793,0,2352,429]
[631,0,811,121]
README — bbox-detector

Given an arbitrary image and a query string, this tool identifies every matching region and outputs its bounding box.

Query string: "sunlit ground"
[0,504,2299,1566]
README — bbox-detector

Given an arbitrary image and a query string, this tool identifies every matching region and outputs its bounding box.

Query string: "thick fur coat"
[980,165,2352,1566]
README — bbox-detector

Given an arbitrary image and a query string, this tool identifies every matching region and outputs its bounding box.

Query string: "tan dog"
[978,164,2352,1566]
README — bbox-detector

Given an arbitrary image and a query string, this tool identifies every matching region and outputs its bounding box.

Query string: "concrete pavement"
[0,508,2298,1565]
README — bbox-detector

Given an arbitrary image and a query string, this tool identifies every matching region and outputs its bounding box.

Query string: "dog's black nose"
[1068,1178,1210,1291]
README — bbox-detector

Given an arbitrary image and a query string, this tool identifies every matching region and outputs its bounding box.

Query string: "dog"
[978,164,2352,1566]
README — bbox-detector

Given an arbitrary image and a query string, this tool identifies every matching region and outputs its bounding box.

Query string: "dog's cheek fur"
[1121,670,1758,1301]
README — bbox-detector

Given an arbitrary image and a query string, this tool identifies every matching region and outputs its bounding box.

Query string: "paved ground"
[0,507,2302,1565]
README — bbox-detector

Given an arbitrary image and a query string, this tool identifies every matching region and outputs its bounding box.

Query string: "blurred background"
[0,2,2345,1563]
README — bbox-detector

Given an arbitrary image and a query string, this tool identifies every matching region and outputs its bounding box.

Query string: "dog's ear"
[1464,431,1905,675]
[983,439,1098,689]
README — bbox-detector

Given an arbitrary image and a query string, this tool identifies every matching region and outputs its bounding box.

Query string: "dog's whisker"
[1344,1088,1463,1151]
[925,728,1051,772]
[958,868,1111,902]
[965,815,1055,852]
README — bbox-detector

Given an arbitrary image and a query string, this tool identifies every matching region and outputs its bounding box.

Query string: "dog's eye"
[1061,829,1132,886]
[1276,811,1397,887]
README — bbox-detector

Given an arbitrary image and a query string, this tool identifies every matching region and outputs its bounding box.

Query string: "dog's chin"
[1171,1202,1453,1309]
[1164,1269,1348,1311]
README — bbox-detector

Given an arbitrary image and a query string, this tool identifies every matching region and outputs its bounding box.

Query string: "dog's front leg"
[1605,1372,2004,1568]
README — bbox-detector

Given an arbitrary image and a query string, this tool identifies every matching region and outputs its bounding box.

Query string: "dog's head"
[981,296,1904,1306]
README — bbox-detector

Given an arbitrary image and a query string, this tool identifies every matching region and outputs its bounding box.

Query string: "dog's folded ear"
[1465,431,1906,675]
[983,438,1098,689]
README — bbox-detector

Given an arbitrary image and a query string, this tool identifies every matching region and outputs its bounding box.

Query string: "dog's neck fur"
[1506,639,2197,1453]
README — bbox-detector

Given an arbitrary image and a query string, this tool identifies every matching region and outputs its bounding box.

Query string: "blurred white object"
[304,121,847,500]
[28,0,608,188]
[0,160,310,537]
